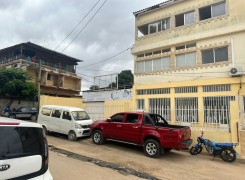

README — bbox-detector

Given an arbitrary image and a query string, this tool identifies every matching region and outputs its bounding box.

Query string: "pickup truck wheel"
[92,130,104,145]
[68,131,77,141]
[31,115,37,122]
[42,126,49,135]
[144,139,160,158]
[9,114,16,119]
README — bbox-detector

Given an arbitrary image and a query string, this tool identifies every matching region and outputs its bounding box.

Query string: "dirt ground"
[47,134,245,180]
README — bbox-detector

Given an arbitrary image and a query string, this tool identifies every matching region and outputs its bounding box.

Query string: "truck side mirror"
[107,118,112,122]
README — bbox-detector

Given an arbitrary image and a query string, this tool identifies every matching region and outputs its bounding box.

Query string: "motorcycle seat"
[215,143,233,147]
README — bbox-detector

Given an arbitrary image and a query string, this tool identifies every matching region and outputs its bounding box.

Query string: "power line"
[54,0,102,51]
[79,46,133,68]
[62,0,108,52]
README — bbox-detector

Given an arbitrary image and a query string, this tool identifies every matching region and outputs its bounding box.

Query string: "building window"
[199,2,226,20]
[202,46,228,64]
[203,96,235,124]
[145,60,153,72]
[175,97,198,123]
[47,74,51,80]
[136,88,170,95]
[138,18,170,36]
[203,84,231,92]
[175,86,198,93]
[176,52,196,67]
[176,11,194,27]
[176,43,196,50]
[149,98,171,121]
[136,56,171,73]
[136,61,144,73]
[137,99,145,111]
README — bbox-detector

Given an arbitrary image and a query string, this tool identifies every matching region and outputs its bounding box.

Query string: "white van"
[38,105,93,141]
[0,117,53,180]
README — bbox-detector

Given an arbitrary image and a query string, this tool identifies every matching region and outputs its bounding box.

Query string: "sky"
[0,0,165,90]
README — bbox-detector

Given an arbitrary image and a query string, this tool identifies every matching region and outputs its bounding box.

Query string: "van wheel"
[43,126,49,135]
[31,115,37,122]
[92,130,104,145]
[144,139,160,158]
[68,131,77,141]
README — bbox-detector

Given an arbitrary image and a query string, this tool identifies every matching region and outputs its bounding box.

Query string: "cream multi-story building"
[132,0,245,156]
[0,42,82,97]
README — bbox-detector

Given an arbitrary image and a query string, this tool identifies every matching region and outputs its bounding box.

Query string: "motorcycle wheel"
[220,149,236,162]
[190,146,203,155]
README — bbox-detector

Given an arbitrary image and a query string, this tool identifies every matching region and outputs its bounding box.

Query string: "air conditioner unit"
[230,67,242,77]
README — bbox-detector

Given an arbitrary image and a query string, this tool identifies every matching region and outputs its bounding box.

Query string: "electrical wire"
[61,0,108,52]
[79,45,133,68]
[54,0,102,51]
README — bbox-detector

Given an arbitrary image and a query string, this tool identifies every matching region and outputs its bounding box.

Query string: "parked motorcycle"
[190,131,238,162]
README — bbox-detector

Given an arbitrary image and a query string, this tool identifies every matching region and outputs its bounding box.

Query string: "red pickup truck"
[90,112,192,158]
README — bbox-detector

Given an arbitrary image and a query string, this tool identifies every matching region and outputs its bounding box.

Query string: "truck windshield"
[0,127,44,160]
[71,111,90,121]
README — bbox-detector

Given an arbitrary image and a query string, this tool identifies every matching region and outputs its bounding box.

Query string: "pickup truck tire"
[92,130,104,145]
[144,139,160,158]
[9,114,16,119]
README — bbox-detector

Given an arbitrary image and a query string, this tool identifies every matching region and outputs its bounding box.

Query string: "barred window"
[136,88,170,95]
[137,99,145,111]
[175,86,198,93]
[149,98,171,121]
[175,97,198,123]
[203,96,235,124]
[203,84,231,92]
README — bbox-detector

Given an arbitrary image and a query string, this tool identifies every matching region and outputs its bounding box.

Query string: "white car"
[0,117,53,180]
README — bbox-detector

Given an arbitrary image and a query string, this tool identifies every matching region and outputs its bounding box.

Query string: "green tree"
[89,85,100,91]
[108,70,134,89]
[0,68,37,101]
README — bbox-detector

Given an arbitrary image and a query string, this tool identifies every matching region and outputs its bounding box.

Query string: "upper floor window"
[176,52,196,67]
[202,46,228,64]
[138,18,170,37]
[176,11,194,27]
[199,2,226,20]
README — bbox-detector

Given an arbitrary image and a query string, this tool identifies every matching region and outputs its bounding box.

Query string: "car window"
[30,107,37,111]
[62,111,72,120]
[0,127,44,160]
[51,109,61,118]
[110,114,124,123]
[41,108,52,116]
[125,114,139,123]
[144,115,154,126]
[71,111,90,121]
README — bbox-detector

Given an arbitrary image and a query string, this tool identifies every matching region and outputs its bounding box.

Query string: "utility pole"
[38,59,41,109]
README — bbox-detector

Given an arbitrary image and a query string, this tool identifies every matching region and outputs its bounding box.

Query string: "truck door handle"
[117,125,122,127]
[132,126,138,129]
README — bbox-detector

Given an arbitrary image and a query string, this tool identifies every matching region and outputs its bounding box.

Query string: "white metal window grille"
[175,97,198,122]
[175,86,198,93]
[203,96,235,124]
[136,88,170,95]
[203,84,231,92]
[136,99,145,111]
[149,98,171,121]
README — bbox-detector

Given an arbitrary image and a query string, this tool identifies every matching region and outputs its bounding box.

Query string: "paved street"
[47,134,245,180]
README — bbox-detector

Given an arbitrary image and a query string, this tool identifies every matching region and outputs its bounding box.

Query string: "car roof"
[41,105,85,111]
[0,117,42,128]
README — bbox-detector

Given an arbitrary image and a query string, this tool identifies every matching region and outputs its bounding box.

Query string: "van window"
[71,111,90,121]
[51,110,61,118]
[41,108,52,116]
[0,127,44,160]
[62,111,72,120]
